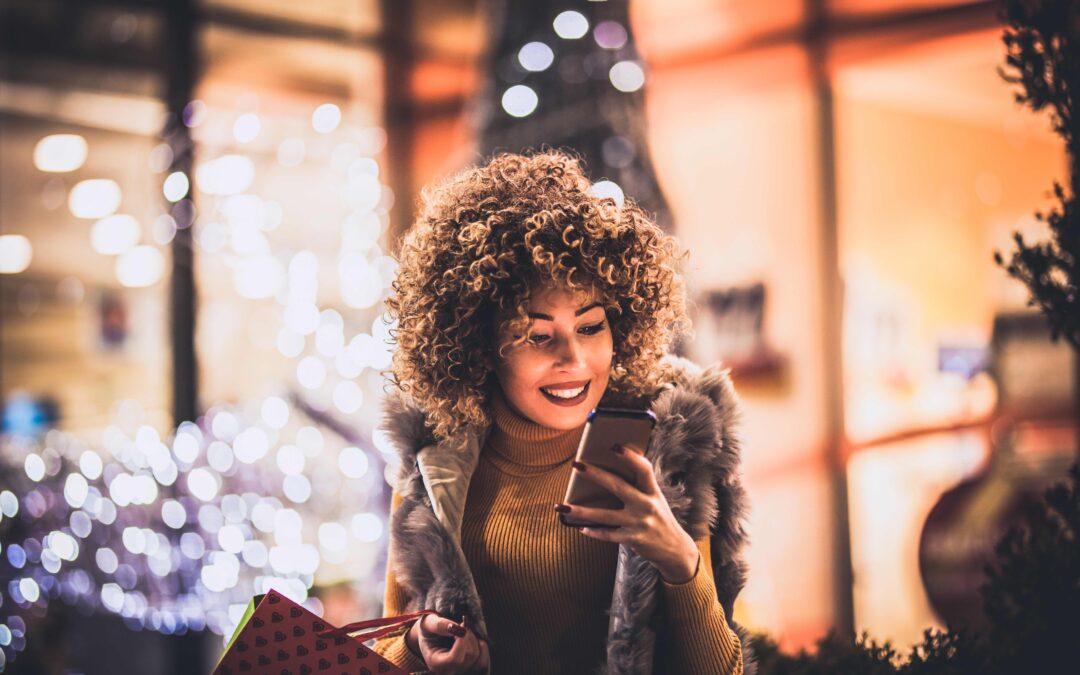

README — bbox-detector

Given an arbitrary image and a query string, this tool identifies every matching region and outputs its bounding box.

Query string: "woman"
[371,151,754,674]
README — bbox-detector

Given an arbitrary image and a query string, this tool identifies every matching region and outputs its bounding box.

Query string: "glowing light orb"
[501,85,539,118]
[0,235,32,274]
[553,11,589,39]
[34,134,88,172]
[518,42,554,72]
[609,61,645,92]
[69,179,121,219]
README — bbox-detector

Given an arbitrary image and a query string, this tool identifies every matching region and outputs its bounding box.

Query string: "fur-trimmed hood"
[382,357,755,674]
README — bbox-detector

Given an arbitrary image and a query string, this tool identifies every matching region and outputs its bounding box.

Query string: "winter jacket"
[380,357,756,674]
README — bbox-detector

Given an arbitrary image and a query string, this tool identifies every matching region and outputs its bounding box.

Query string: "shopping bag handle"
[318,610,438,642]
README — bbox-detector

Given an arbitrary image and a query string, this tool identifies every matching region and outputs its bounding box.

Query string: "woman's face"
[494,284,613,430]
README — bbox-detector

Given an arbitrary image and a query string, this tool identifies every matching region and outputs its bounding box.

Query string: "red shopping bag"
[213,588,433,675]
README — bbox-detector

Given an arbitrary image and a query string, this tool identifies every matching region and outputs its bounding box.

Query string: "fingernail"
[448,623,466,637]
[572,461,586,472]
[611,444,625,455]
[553,503,571,513]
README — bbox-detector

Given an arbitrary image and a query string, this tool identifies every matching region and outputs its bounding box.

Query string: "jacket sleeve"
[370,490,430,674]
[660,535,744,675]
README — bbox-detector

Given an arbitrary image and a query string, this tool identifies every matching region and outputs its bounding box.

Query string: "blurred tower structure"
[478,0,672,229]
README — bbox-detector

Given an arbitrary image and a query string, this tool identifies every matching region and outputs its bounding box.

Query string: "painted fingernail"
[553,503,571,513]
[611,444,625,454]
[572,461,587,472]
[448,623,466,637]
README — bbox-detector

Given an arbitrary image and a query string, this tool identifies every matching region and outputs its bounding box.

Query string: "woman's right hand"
[406,613,490,674]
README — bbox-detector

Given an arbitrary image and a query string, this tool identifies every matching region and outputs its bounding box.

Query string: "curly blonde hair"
[387,150,690,439]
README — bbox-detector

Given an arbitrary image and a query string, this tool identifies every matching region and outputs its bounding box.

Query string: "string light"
[5,91,401,667]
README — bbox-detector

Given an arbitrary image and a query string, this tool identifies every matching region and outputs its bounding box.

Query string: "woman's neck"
[487,392,584,466]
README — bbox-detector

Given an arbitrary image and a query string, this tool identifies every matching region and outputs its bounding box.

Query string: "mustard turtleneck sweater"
[373,395,743,674]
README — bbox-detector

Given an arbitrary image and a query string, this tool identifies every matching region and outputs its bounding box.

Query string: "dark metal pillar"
[162,1,203,667]
[381,0,416,243]
[807,0,856,640]
[164,0,200,428]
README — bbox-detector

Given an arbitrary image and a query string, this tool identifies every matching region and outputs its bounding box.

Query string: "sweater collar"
[487,391,584,466]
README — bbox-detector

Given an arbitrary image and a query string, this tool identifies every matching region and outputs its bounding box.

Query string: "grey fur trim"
[383,390,491,643]
[599,361,754,674]
[600,545,662,674]
[381,389,434,483]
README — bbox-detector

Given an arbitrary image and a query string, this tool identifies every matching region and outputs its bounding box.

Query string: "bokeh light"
[351,513,383,543]
[68,179,121,219]
[195,155,255,196]
[609,60,645,92]
[163,172,190,202]
[502,85,539,118]
[593,21,628,50]
[233,113,261,143]
[312,103,341,133]
[553,11,588,39]
[115,245,165,288]
[90,214,141,255]
[33,134,88,173]
[518,42,555,72]
[588,179,625,208]
[0,235,32,274]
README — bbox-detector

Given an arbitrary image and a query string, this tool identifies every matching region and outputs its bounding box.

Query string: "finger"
[577,525,629,543]
[420,614,465,638]
[555,502,634,528]
[612,444,660,496]
[572,461,644,504]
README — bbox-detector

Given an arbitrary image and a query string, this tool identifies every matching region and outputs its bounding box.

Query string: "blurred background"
[0,0,1077,672]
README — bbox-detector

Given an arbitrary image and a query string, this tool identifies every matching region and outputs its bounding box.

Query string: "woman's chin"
[539,412,590,430]
[530,396,603,429]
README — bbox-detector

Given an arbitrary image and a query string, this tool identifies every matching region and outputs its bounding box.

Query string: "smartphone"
[559,407,656,528]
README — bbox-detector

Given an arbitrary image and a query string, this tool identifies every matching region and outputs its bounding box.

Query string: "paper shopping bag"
[213,588,432,675]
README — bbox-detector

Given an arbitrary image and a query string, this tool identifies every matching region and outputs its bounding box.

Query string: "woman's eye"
[528,334,550,344]
[579,322,606,335]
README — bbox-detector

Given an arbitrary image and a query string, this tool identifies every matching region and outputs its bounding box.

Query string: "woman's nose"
[556,335,586,368]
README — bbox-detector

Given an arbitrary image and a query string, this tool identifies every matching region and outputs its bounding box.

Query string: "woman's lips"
[539,381,590,407]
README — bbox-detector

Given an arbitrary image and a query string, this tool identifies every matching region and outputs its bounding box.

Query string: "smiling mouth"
[539,381,590,405]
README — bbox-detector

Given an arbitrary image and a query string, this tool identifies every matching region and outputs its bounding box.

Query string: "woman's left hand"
[554,446,700,584]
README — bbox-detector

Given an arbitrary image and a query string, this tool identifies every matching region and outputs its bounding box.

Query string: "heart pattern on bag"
[213,589,408,675]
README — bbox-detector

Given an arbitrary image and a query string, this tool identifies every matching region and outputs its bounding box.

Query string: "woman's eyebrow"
[526,302,602,320]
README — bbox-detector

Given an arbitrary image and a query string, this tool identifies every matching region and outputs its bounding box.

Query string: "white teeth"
[542,385,586,399]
